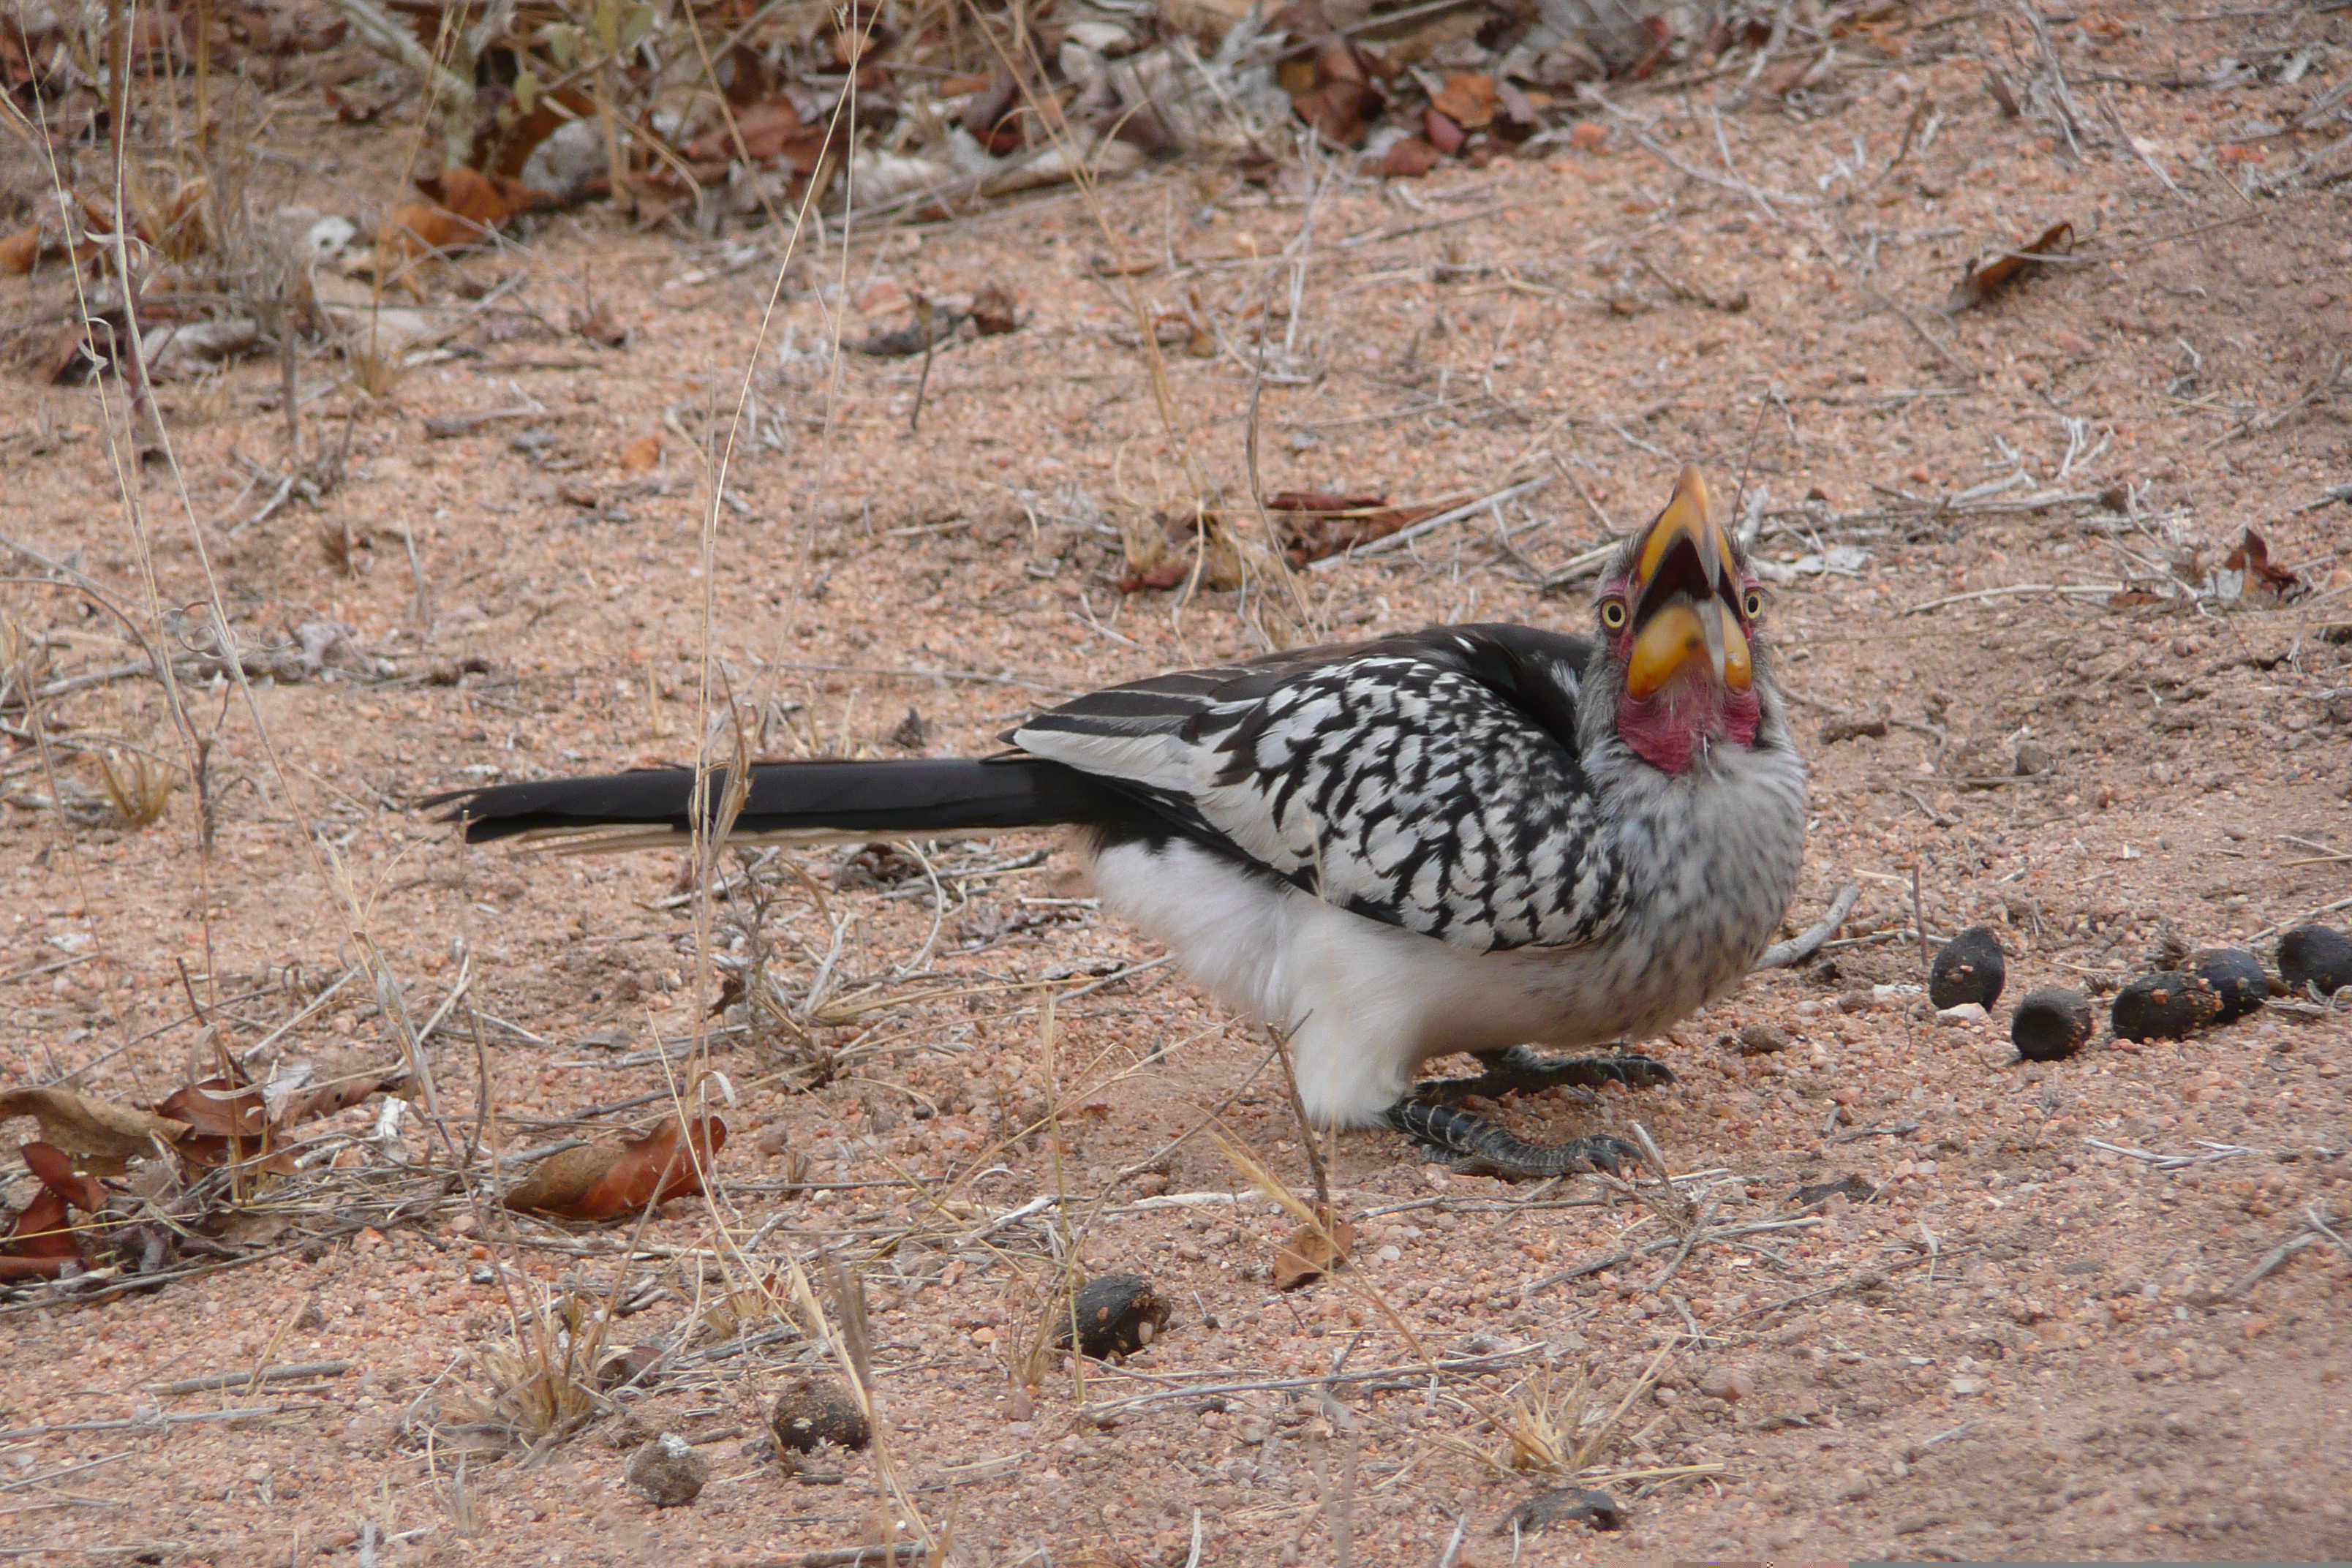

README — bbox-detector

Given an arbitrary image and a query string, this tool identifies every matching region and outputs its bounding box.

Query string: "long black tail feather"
[425,757,1123,845]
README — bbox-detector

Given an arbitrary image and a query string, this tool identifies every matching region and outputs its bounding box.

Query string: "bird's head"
[1593,465,1768,774]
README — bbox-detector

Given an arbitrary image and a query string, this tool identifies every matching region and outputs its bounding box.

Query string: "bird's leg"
[1385,1099,1642,1181]
[1423,1044,1675,1102]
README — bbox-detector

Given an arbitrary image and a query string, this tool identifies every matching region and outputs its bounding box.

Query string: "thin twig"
[1754,883,1861,970]
[1267,1024,1330,1216]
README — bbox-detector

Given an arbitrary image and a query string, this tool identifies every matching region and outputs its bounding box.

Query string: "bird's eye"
[1742,589,1764,619]
[1599,599,1628,630]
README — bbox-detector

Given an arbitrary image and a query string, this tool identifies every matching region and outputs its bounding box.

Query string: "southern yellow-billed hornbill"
[427,467,1807,1179]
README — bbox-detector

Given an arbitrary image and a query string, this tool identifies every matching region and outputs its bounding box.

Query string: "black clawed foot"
[1385,1099,1643,1182]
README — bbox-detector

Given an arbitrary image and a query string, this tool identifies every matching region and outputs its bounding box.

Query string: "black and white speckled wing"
[1011,625,1629,953]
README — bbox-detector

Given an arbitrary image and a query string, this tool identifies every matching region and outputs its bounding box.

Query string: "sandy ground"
[4,1,2352,1562]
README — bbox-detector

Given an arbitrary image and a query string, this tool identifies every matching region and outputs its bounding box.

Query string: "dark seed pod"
[1930,925,2007,1011]
[2277,925,2352,1000]
[1053,1273,1170,1360]
[769,1375,871,1453]
[2010,987,2094,1062]
[2111,972,2223,1042]
[2191,948,2267,1022]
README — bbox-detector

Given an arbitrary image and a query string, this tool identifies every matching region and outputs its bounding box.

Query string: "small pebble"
[2010,987,2094,1061]
[770,1376,871,1454]
[2112,971,2223,1042]
[1053,1273,1170,1360]
[1934,1002,1989,1025]
[2191,948,2266,1022]
[625,1433,706,1507]
[1735,1022,1791,1055]
[2277,925,2352,999]
[1929,925,2006,1010]
[1695,1365,1754,1403]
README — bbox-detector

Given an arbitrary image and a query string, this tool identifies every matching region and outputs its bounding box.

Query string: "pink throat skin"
[1614,677,1763,774]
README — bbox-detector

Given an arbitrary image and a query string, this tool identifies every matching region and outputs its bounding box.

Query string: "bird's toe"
[1581,1134,1646,1174]
[1605,1054,1674,1088]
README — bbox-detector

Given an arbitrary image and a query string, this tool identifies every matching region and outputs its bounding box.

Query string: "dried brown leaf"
[381,168,554,262]
[2224,527,2303,600]
[3,1154,88,1269]
[1943,220,2073,314]
[157,1077,266,1139]
[20,1142,107,1211]
[1294,78,1384,147]
[1380,137,1442,178]
[504,1115,727,1221]
[0,1087,190,1160]
[0,225,38,275]
[1431,72,1497,129]
[682,96,832,173]
[274,1073,396,1131]
[1272,1204,1354,1290]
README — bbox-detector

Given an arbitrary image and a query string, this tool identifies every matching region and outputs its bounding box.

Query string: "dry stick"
[1911,865,1931,979]
[1753,882,1861,970]
[1899,581,2125,616]
[0,1405,318,1442]
[151,1361,353,1397]
[648,19,849,1354]
[907,294,937,434]
[1337,475,1556,562]
[1267,1025,1331,1216]
[1079,1348,1548,1419]
[240,1292,314,1398]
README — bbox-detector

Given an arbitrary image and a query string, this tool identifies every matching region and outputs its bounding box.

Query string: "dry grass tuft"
[461,1290,613,1443]
[697,1273,788,1346]
[0,611,54,713]
[94,746,179,829]
[316,514,363,577]
[1490,1343,1675,1477]
[345,336,410,403]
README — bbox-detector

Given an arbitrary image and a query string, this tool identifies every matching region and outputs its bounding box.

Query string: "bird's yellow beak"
[1624,466,1752,701]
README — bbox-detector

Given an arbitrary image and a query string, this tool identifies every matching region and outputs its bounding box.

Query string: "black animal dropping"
[1054,1273,1169,1361]
[2277,925,2352,1000]
[1929,924,2006,1010]
[2111,972,2222,1042]
[2010,987,2094,1061]
[2191,948,2266,1022]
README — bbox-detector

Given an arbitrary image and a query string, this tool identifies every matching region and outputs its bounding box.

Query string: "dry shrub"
[696,1272,787,1345]
[94,746,178,829]
[462,1290,612,1441]
[1492,1345,1673,1476]
[316,514,362,576]
[344,333,410,402]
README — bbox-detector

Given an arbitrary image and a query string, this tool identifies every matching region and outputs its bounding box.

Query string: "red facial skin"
[1599,575,1765,775]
